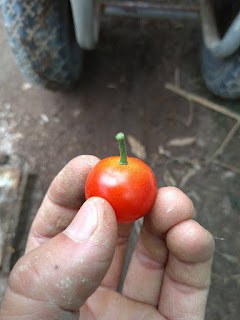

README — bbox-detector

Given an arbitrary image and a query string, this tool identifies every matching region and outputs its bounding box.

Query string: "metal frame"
[201,0,240,58]
[70,0,201,50]
[102,1,199,19]
[70,0,101,50]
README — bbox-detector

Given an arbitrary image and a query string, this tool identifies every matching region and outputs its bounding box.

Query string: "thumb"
[0,197,117,319]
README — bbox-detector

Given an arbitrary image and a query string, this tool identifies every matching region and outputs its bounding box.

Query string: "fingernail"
[64,200,98,242]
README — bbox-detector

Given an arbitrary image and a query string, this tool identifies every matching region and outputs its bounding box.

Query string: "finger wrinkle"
[7,282,46,305]
[36,213,56,234]
[139,226,168,262]
[99,283,118,291]
[35,197,78,236]
[139,309,165,320]
[82,300,98,320]
[116,235,129,248]
[49,155,99,208]
[172,253,214,266]
[166,254,213,289]
[136,250,166,271]
[46,193,80,211]
[58,304,78,317]
[165,271,210,292]
[143,224,166,241]
[28,229,51,250]
[45,293,79,318]
[49,176,84,209]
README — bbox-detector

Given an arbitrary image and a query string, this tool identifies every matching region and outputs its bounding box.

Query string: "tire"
[2,0,83,90]
[201,0,240,99]
[201,43,240,99]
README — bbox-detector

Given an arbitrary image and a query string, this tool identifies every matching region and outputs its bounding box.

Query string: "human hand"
[0,155,215,320]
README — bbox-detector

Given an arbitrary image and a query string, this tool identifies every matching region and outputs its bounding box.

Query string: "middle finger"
[122,187,194,306]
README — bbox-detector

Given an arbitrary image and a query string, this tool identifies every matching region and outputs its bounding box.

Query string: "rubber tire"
[2,0,83,90]
[201,41,240,99]
[201,0,240,99]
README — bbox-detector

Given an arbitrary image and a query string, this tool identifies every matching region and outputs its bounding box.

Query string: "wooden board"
[0,167,28,301]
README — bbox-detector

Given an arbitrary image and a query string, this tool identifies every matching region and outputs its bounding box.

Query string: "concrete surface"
[0,6,240,320]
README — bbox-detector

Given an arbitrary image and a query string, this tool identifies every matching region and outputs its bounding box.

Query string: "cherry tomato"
[85,133,157,223]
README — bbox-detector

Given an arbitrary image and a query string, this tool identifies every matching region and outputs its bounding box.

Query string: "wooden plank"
[0,168,28,274]
[0,275,8,302]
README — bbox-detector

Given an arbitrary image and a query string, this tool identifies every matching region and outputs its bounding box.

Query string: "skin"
[0,155,215,320]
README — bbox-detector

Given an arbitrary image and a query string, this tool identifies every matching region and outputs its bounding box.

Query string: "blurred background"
[0,1,240,319]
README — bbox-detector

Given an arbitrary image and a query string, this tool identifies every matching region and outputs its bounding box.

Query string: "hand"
[0,155,215,320]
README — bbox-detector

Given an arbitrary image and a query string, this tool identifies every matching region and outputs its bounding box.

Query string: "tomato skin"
[85,156,157,224]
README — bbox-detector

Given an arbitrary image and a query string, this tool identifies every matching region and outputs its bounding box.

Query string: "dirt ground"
[0,6,240,320]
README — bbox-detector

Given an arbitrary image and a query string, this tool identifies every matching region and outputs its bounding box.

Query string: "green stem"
[116,132,128,165]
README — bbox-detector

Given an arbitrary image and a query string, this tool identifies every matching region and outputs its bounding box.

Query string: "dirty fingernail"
[64,200,98,242]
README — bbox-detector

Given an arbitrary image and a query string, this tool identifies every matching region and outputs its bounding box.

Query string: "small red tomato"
[85,133,157,223]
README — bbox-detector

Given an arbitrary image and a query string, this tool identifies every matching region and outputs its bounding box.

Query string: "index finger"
[25,155,100,253]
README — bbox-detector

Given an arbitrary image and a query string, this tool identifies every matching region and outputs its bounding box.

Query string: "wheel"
[201,44,240,99]
[201,0,240,99]
[2,0,83,90]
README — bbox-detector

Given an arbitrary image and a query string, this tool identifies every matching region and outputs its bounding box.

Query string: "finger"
[159,219,215,320]
[122,187,194,306]
[0,198,117,319]
[26,155,100,253]
[100,222,133,290]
